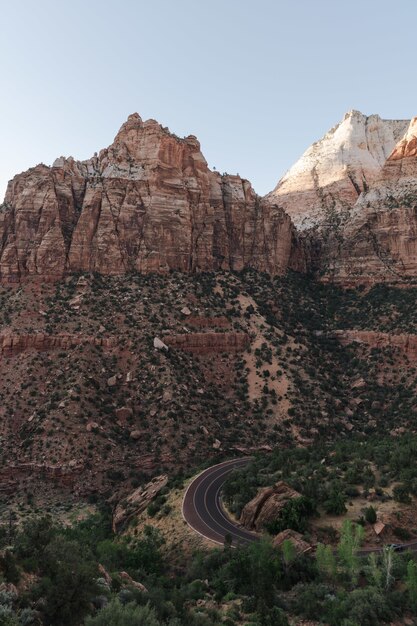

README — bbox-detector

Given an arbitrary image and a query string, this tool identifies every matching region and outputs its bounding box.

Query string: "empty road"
[183,457,417,555]
[182,458,258,546]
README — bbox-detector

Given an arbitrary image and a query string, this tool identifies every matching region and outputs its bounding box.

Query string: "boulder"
[240,481,301,531]
[115,407,133,422]
[273,529,312,555]
[112,474,168,532]
[153,337,169,351]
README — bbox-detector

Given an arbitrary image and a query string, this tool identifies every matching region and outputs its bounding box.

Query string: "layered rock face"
[332,330,417,360]
[267,110,417,284]
[0,113,304,282]
[164,332,249,354]
[323,116,417,283]
[268,110,409,231]
[0,332,116,356]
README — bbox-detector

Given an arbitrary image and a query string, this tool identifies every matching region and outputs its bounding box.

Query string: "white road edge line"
[182,458,251,546]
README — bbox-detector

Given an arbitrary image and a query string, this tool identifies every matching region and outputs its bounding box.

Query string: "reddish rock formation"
[0,114,305,282]
[332,330,417,360]
[240,481,301,531]
[0,332,116,356]
[0,462,83,487]
[112,474,168,532]
[186,316,230,329]
[272,529,312,554]
[164,332,249,354]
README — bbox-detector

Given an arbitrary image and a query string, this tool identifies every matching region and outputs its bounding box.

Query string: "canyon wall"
[4,109,417,287]
[0,113,305,283]
[268,111,417,285]
[267,110,409,231]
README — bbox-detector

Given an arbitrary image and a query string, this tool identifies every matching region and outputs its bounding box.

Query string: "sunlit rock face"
[0,113,305,282]
[322,116,417,284]
[268,110,409,232]
[268,110,417,284]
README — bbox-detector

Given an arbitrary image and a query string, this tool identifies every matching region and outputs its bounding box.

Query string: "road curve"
[182,458,258,546]
[183,458,417,554]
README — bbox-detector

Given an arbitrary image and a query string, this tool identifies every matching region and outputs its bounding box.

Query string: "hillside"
[2,269,417,523]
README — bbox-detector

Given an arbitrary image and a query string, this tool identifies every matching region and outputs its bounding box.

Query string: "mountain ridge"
[0,112,305,282]
[2,108,417,286]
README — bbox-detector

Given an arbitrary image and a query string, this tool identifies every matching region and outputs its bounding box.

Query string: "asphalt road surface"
[182,458,258,546]
[182,457,417,554]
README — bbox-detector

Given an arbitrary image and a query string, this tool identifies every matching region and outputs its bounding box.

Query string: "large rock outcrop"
[268,110,409,231]
[267,110,417,284]
[164,332,249,354]
[0,113,305,282]
[321,116,417,283]
[240,481,301,531]
[331,330,417,360]
[0,332,116,356]
[112,474,168,533]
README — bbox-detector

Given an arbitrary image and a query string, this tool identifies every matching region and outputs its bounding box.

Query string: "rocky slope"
[3,269,417,517]
[0,113,304,282]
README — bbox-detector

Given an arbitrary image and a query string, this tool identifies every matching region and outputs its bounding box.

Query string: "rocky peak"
[315,112,417,284]
[268,110,410,230]
[388,116,417,160]
[0,113,304,282]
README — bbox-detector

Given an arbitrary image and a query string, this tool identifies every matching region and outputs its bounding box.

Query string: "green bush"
[86,600,161,626]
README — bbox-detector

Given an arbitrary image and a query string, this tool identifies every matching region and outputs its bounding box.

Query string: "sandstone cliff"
[164,332,249,354]
[266,110,417,284]
[268,110,409,231]
[0,113,304,282]
[332,330,417,360]
[321,116,417,283]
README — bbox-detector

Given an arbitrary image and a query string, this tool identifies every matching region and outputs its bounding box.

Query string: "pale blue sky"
[1,0,416,200]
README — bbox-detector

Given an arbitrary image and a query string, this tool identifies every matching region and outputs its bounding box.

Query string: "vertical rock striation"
[0,113,304,282]
[267,110,409,232]
[323,116,417,283]
[267,110,417,285]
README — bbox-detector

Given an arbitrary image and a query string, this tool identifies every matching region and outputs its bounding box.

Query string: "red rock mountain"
[267,110,417,284]
[0,113,304,282]
[319,116,417,283]
[3,110,417,286]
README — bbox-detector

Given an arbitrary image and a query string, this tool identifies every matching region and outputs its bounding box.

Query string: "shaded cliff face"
[0,113,304,282]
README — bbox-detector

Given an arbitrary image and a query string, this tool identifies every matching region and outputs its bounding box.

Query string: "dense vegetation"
[2,512,417,625]
[224,434,417,536]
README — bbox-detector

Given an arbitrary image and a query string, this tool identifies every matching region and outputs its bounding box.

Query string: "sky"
[1,0,416,200]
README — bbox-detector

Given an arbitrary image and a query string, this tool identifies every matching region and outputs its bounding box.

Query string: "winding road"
[182,458,258,546]
[182,457,417,555]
